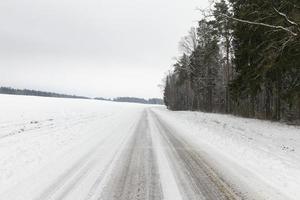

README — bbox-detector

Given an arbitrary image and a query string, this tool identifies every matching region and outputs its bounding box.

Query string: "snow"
[152,107,300,200]
[0,94,147,199]
[1,93,299,200]
[148,111,183,200]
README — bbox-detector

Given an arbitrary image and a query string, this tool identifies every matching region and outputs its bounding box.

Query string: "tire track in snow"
[33,123,132,200]
[84,124,137,200]
[34,145,98,200]
[150,110,241,200]
[99,111,163,200]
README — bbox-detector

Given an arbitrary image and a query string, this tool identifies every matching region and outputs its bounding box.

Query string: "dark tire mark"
[150,111,241,200]
[99,111,163,200]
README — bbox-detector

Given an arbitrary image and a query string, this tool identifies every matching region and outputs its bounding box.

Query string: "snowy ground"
[0,94,147,199]
[0,94,299,200]
[153,108,300,200]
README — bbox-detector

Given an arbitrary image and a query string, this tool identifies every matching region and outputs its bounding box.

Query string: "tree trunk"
[265,81,272,120]
[225,37,231,113]
[298,93,300,121]
[275,70,282,121]
[250,95,255,118]
[207,86,213,112]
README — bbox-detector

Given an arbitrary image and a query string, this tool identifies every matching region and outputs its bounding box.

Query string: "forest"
[113,97,163,104]
[0,87,89,99]
[163,0,300,124]
[0,87,163,105]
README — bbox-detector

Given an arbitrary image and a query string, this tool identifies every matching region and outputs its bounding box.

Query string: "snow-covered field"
[0,94,147,199]
[0,94,299,200]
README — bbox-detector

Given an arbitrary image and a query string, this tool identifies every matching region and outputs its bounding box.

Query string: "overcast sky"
[0,0,209,99]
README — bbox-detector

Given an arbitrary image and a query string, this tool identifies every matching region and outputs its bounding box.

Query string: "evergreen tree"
[163,0,299,123]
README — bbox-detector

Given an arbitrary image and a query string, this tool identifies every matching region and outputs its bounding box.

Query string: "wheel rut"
[150,110,241,200]
[99,111,163,200]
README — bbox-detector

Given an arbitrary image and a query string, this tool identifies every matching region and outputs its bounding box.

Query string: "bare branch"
[179,27,198,55]
[280,36,294,52]
[221,14,298,36]
[273,6,299,28]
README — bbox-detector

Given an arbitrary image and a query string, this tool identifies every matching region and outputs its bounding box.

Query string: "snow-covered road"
[0,94,299,200]
[100,110,238,200]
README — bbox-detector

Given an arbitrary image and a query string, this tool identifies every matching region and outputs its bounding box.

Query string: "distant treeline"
[0,87,89,99]
[95,97,163,105]
[0,86,164,105]
[113,97,163,105]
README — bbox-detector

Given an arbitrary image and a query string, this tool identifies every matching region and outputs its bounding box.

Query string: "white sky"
[0,0,209,99]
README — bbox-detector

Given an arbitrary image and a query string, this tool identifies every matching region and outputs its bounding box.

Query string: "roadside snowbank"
[152,107,300,200]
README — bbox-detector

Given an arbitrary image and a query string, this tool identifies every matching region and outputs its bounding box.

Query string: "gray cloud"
[0,0,208,98]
